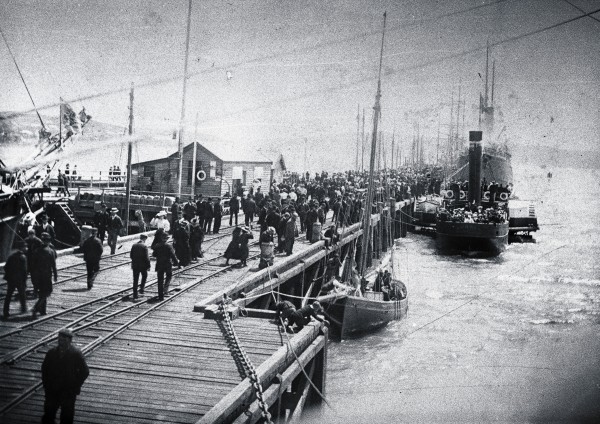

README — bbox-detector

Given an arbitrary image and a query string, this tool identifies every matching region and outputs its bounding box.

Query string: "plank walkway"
[0,214,337,423]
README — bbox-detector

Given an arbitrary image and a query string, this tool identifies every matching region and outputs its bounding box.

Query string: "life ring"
[483,191,490,200]
[499,192,509,201]
[459,191,466,200]
[196,170,206,181]
[444,190,454,199]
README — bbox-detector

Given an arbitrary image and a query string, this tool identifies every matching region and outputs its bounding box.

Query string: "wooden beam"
[288,358,316,422]
[230,335,326,424]
[197,324,322,424]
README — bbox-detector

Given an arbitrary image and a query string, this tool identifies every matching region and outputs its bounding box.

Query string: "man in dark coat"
[170,197,181,234]
[213,198,223,234]
[203,198,214,234]
[3,240,28,319]
[285,301,328,333]
[31,233,58,317]
[81,228,103,290]
[243,195,257,229]
[25,229,42,295]
[229,194,240,226]
[130,233,151,300]
[41,328,89,424]
[152,232,179,300]
[35,214,56,247]
[107,208,123,255]
[173,219,191,267]
[93,203,109,243]
[189,218,204,261]
[182,198,196,222]
[305,203,319,242]
[284,213,296,256]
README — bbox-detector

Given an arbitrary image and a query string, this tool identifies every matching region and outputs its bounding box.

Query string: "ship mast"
[124,83,134,235]
[359,11,387,277]
[177,0,193,197]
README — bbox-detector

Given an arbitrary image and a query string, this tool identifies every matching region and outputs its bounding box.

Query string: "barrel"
[311,222,322,244]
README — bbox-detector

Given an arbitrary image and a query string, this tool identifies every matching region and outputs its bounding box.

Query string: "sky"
[1,0,599,172]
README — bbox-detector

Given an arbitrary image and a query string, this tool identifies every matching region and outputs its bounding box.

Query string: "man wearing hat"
[285,301,329,333]
[189,218,204,262]
[107,207,123,255]
[41,327,89,424]
[130,233,151,300]
[35,213,56,247]
[93,203,108,243]
[31,232,57,317]
[212,197,223,234]
[81,228,103,290]
[152,232,179,300]
[3,240,28,319]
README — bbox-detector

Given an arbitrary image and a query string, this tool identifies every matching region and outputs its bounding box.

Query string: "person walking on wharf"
[229,193,240,226]
[213,197,223,234]
[41,328,89,424]
[81,228,103,289]
[130,233,151,300]
[107,207,123,255]
[152,232,179,300]
[3,240,28,319]
[31,233,57,318]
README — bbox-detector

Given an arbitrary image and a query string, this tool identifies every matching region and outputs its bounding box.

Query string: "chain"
[218,302,273,424]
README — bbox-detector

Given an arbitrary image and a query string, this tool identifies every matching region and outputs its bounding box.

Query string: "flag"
[78,107,91,125]
[60,98,81,137]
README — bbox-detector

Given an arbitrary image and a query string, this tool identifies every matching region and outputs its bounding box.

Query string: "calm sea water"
[306,164,600,423]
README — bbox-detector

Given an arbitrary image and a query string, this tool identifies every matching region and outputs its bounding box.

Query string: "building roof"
[131,133,274,166]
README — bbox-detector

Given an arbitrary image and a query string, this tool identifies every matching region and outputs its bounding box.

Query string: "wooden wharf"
[0,199,413,423]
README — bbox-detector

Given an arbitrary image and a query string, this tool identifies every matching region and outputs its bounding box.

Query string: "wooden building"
[131,141,274,198]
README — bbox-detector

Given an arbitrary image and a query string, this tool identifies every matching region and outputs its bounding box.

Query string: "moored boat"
[318,13,408,338]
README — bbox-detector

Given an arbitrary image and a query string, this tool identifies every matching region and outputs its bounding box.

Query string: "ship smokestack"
[468,130,483,205]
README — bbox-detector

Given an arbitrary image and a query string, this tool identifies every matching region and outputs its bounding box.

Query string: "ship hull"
[436,221,509,255]
[321,292,408,339]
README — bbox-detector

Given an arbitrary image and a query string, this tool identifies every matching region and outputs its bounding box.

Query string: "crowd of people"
[438,202,508,224]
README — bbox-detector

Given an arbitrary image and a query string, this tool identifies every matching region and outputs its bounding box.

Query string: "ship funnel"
[468,131,483,205]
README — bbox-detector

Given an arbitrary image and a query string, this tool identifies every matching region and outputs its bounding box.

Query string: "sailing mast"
[359,11,387,277]
[177,0,193,197]
[124,83,134,235]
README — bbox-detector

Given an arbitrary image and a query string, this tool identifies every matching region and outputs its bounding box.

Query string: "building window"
[143,165,155,179]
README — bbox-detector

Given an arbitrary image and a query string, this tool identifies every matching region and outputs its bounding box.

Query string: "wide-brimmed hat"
[156,210,167,217]
[110,207,118,213]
